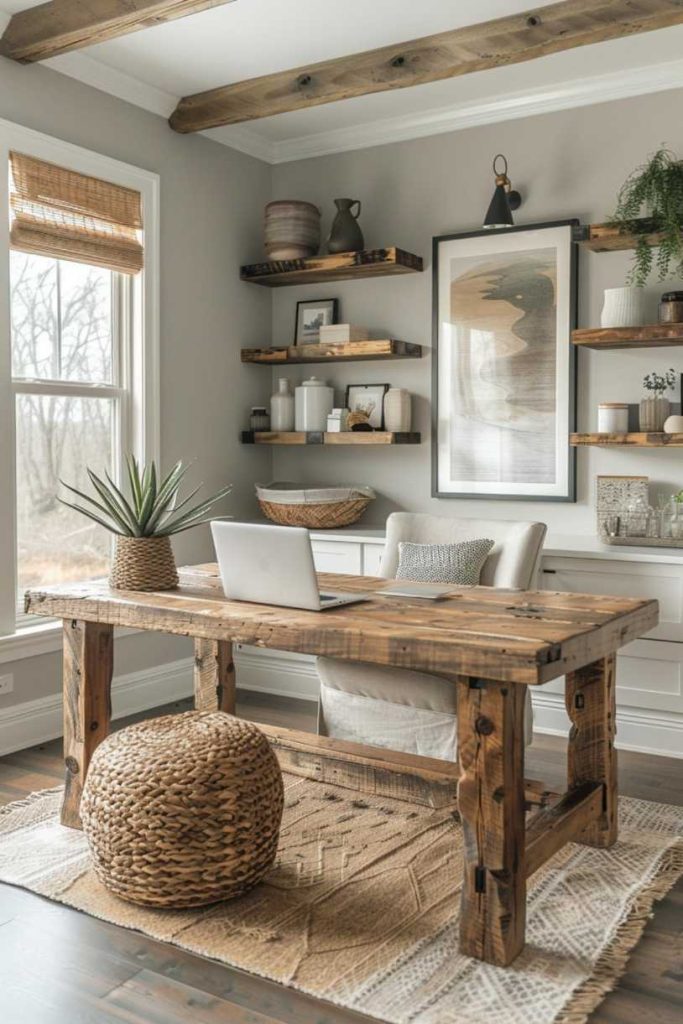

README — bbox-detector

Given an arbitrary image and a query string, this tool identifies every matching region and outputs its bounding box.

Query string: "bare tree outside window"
[10,252,123,595]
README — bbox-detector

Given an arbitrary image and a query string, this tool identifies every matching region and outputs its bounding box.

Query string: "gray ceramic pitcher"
[327,198,364,253]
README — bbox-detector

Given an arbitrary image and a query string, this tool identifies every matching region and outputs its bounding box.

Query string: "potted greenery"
[640,368,676,432]
[608,146,683,288]
[60,457,231,591]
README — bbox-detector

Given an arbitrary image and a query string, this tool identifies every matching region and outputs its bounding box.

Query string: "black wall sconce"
[483,154,522,228]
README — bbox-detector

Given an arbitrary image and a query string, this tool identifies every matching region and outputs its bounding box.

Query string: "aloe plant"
[59,457,231,537]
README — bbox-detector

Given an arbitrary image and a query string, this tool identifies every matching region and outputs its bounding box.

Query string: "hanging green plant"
[608,146,683,287]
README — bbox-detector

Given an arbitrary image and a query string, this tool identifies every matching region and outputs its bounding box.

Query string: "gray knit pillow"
[396,539,494,586]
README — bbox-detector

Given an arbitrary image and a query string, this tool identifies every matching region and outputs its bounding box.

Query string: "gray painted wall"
[0,56,272,708]
[270,89,683,532]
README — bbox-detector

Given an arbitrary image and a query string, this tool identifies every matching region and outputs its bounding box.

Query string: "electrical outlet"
[0,674,14,696]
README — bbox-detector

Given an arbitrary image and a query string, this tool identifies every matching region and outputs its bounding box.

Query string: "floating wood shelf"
[571,432,683,448]
[572,325,683,350]
[241,339,423,364]
[239,247,423,287]
[578,219,674,253]
[241,430,420,446]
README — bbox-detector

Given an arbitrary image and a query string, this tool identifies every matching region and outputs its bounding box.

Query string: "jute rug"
[0,775,681,1024]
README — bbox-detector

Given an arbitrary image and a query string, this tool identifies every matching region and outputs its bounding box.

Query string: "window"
[11,252,129,597]
[0,121,159,640]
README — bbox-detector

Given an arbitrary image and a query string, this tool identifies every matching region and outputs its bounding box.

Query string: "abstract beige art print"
[433,222,577,500]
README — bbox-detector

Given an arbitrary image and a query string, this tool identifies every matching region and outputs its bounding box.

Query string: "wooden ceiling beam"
[169,0,683,133]
[0,0,236,64]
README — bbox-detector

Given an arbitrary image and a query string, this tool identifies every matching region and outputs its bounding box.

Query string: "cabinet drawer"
[362,543,384,578]
[540,556,683,642]
[311,540,362,575]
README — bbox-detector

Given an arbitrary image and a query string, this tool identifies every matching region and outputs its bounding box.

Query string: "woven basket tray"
[259,496,371,529]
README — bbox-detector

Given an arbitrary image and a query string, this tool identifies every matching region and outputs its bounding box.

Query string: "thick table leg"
[62,619,113,828]
[456,678,527,966]
[193,638,236,713]
[566,654,618,848]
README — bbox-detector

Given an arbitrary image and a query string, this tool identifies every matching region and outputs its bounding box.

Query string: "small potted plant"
[640,368,677,432]
[60,457,231,591]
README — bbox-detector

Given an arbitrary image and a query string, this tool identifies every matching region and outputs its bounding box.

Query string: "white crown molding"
[44,50,278,163]
[47,51,178,119]
[270,57,683,164]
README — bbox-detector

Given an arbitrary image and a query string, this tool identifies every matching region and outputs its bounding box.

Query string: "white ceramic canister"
[598,402,628,433]
[600,286,648,328]
[384,388,411,432]
[270,377,295,431]
[295,376,334,431]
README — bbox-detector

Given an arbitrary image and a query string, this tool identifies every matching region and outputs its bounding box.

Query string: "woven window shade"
[9,152,143,275]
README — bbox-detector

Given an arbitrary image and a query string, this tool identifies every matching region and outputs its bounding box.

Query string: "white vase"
[384,388,411,432]
[270,377,294,431]
[600,286,648,328]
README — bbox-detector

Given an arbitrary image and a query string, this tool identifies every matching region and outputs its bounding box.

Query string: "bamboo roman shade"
[9,152,143,275]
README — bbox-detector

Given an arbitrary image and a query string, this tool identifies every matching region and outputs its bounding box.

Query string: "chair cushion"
[396,538,494,585]
[319,682,457,760]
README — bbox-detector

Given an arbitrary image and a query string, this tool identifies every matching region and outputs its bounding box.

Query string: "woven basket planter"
[109,535,179,591]
[81,711,284,908]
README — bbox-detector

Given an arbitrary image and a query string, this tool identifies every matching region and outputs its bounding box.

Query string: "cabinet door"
[362,543,384,578]
[311,540,362,575]
[540,556,683,642]
[616,638,683,714]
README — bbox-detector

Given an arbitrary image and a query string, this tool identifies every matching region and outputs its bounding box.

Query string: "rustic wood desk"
[26,564,658,967]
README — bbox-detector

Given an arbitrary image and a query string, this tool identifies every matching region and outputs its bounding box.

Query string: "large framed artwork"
[432,221,578,501]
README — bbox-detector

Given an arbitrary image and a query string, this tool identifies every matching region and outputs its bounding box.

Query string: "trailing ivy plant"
[608,146,683,286]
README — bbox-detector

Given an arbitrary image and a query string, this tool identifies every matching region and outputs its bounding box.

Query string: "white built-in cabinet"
[234,531,683,758]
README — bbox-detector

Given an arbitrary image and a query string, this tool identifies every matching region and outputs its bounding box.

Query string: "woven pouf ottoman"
[81,711,284,908]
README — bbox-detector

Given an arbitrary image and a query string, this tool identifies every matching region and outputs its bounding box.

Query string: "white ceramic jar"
[384,388,411,432]
[295,377,334,431]
[270,377,294,431]
[598,402,628,433]
[600,286,648,328]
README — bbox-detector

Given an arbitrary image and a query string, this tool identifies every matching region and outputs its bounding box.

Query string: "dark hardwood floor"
[0,691,681,1024]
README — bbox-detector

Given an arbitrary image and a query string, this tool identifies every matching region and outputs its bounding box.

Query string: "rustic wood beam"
[0,0,236,64]
[169,0,683,132]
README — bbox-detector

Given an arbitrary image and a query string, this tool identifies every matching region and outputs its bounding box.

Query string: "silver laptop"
[211,521,367,611]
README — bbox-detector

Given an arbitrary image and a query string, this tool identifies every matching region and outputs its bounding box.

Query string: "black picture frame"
[431,220,578,502]
[345,383,390,430]
[294,298,339,345]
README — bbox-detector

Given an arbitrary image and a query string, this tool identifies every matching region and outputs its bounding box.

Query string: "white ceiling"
[2,0,683,163]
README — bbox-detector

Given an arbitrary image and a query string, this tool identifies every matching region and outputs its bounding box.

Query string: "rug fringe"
[0,786,62,820]
[555,840,683,1024]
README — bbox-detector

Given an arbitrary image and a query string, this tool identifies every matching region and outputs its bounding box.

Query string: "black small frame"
[431,219,579,503]
[294,298,339,345]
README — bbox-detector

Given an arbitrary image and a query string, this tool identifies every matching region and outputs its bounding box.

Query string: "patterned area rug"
[0,777,681,1024]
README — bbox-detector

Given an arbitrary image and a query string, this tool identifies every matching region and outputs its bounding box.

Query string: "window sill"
[0,620,142,665]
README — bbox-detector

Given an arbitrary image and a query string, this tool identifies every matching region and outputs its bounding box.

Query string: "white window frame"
[0,118,160,648]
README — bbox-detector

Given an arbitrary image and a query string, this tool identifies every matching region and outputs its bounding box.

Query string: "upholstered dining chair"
[316,513,547,760]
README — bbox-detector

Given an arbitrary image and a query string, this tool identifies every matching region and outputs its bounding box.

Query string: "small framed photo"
[345,383,390,430]
[294,298,339,345]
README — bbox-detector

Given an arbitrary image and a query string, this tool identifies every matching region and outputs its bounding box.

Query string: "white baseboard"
[0,657,194,757]
[234,645,319,702]
[2,648,680,760]
[531,689,683,759]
